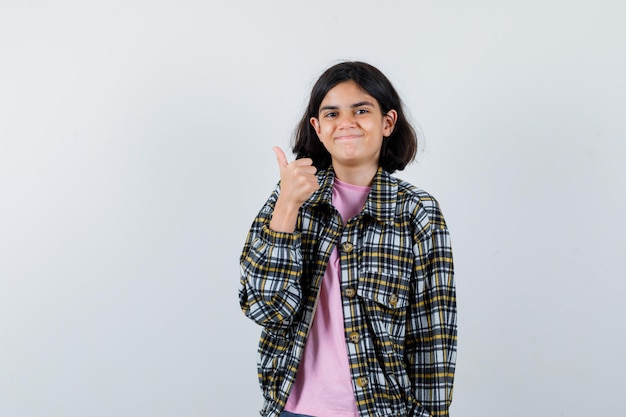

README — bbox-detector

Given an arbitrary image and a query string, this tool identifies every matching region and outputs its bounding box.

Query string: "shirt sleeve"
[238,185,305,331]
[406,199,457,417]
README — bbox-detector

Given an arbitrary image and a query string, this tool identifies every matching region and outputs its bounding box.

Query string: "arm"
[238,186,305,330]
[238,147,320,330]
[406,200,457,417]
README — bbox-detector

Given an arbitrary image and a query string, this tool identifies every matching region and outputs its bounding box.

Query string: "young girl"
[239,61,457,417]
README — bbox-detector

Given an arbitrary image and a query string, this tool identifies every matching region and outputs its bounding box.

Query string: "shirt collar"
[303,166,398,226]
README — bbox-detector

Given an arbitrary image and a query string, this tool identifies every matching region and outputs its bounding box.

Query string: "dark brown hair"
[292,61,418,173]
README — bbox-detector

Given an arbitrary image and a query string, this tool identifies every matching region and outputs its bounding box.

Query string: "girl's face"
[310,80,397,173]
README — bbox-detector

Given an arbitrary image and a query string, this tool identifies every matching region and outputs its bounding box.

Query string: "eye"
[323,111,338,118]
[355,108,369,115]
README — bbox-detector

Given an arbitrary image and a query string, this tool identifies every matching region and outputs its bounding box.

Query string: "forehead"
[320,80,378,106]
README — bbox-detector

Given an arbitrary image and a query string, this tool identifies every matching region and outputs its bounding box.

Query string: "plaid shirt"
[239,167,457,417]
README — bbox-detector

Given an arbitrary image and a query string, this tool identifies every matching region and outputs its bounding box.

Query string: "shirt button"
[344,286,357,299]
[388,294,399,307]
[348,331,360,344]
[341,241,354,253]
[356,376,369,387]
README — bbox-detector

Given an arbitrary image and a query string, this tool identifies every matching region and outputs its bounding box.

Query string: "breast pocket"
[357,270,409,342]
[358,270,409,308]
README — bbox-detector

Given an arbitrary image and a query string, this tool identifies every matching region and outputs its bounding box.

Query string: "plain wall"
[1,1,625,416]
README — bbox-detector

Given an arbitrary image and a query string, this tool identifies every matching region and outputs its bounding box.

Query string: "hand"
[269,147,319,233]
[272,146,319,208]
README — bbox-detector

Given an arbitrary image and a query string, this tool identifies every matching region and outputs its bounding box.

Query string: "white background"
[1,1,625,416]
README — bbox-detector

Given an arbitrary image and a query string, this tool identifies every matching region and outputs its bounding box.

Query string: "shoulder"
[390,174,447,230]
[396,178,438,208]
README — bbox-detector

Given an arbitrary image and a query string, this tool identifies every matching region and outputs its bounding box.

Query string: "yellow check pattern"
[240,167,457,417]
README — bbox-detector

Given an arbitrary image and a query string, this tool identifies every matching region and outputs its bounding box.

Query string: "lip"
[334,134,362,140]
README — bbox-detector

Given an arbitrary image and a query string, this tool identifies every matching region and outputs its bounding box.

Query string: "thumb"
[272,146,289,168]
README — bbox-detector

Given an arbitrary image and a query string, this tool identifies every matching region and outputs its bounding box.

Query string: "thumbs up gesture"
[269,147,320,233]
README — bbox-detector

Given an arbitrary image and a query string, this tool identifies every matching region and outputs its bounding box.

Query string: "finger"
[272,146,289,168]
[294,165,318,176]
[292,157,315,167]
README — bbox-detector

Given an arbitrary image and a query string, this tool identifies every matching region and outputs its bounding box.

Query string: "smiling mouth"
[335,135,361,140]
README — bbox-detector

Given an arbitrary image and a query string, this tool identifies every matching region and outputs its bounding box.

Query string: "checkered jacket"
[239,167,457,417]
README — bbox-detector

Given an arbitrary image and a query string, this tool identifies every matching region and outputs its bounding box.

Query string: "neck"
[332,163,378,187]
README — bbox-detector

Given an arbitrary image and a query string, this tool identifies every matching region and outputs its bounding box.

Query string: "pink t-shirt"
[285,178,370,417]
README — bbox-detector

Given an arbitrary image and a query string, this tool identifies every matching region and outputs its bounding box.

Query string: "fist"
[273,146,320,208]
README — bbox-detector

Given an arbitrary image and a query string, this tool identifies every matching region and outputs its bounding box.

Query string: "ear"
[310,117,322,137]
[383,110,398,137]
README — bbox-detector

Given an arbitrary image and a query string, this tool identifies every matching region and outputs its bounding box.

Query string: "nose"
[337,112,356,128]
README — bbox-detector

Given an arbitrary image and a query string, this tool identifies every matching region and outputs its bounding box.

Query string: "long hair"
[292,61,418,173]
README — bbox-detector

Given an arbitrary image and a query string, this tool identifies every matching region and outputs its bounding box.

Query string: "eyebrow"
[319,101,376,112]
